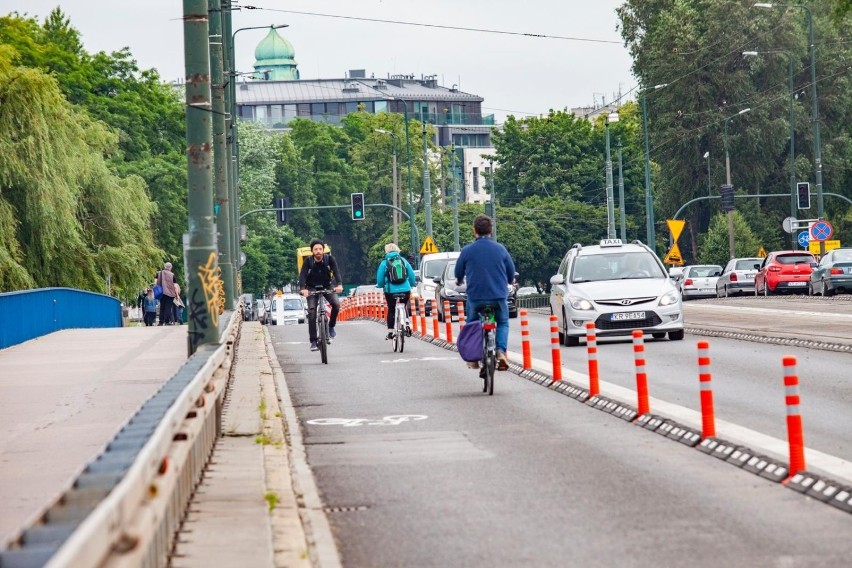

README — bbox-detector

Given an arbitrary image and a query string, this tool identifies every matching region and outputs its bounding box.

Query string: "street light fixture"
[641,83,668,253]
[743,49,797,247]
[703,151,711,197]
[605,110,619,239]
[754,2,823,251]
[375,129,399,244]
[722,108,752,259]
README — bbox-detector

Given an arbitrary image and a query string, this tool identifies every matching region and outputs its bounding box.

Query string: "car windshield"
[283,299,302,310]
[776,254,813,265]
[571,252,663,283]
[424,259,451,279]
[833,250,852,262]
[735,259,760,270]
[688,266,722,277]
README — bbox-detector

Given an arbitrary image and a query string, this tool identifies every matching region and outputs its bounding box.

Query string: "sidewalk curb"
[264,327,342,568]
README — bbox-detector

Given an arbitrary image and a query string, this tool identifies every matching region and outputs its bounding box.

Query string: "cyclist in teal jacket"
[376,243,416,340]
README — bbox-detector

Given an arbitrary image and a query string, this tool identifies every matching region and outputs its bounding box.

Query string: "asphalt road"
[269,319,852,567]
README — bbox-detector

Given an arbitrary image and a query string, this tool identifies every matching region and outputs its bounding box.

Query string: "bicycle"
[476,304,498,396]
[309,288,332,364]
[390,293,409,353]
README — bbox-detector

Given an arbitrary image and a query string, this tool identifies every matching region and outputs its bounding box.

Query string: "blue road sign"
[797,231,810,248]
[810,220,834,242]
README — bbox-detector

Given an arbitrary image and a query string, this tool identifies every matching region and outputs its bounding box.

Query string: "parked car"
[754,251,816,296]
[516,286,540,297]
[415,252,460,316]
[809,248,852,296]
[349,285,376,297]
[433,261,518,322]
[549,239,683,346]
[677,265,723,300]
[715,257,762,297]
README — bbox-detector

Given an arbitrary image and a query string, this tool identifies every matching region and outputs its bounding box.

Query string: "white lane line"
[687,304,852,319]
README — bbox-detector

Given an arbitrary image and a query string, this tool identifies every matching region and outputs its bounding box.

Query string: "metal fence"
[0,288,122,350]
[0,313,239,567]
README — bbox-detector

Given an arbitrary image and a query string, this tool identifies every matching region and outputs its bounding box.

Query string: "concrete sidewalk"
[172,323,319,567]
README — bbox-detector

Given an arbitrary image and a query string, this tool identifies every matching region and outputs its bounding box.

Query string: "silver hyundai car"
[549,239,684,346]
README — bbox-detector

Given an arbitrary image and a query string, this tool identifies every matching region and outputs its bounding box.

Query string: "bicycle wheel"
[484,346,496,395]
[396,306,406,353]
[318,313,328,364]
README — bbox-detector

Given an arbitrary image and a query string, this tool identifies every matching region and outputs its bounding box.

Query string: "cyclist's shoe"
[328,327,337,339]
[466,361,479,369]
[310,341,319,352]
[405,322,412,336]
[386,331,394,340]
[497,351,509,371]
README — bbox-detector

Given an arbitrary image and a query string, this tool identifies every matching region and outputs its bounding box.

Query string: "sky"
[12,1,636,122]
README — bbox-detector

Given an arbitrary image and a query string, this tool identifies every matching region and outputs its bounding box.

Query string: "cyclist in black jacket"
[299,239,343,351]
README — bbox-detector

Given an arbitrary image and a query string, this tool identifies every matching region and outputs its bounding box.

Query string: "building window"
[297,104,311,117]
[283,104,297,124]
[311,103,326,116]
[345,101,359,115]
[374,100,388,113]
[256,105,268,120]
[472,167,479,193]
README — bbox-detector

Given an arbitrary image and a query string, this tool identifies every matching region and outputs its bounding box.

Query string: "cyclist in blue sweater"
[376,243,416,339]
[454,215,516,370]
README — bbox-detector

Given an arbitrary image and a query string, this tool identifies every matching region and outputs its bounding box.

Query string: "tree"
[698,212,761,266]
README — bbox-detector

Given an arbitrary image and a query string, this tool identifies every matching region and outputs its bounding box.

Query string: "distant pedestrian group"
[137,262,185,326]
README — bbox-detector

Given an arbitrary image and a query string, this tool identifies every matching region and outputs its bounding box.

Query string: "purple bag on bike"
[456,319,483,362]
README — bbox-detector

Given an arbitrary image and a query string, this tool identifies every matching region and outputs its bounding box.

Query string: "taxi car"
[549,239,683,346]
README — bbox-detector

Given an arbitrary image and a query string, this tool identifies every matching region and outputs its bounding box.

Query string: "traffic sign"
[797,231,810,248]
[757,246,767,258]
[420,236,439,254]
[809,239,841,254]
[809,220,834,242]
[667,219,685,242]
[782,216,795,234]
[663,243,683,266]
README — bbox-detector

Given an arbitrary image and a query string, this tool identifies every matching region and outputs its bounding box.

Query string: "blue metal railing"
[0,288,122,350]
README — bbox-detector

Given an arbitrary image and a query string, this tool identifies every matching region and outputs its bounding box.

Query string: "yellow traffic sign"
[757,246,767,258]
[667,219,686,242]
[664,243,683,266]
[420,236,439,254]
[809,239,841,254]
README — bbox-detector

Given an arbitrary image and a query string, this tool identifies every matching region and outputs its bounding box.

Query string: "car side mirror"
[550,274,564,285]
[432,276,442,284]
[810,262,818,268]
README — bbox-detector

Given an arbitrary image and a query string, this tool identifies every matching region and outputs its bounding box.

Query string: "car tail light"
[830,267,844,275]
[769,266,781,272]
[685,278,694,286]
[730,272,738,282]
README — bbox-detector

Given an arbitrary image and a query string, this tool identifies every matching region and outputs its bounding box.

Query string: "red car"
[754,251,817,295]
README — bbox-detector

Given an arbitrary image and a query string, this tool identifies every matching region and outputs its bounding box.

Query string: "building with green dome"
[252,27,299,80]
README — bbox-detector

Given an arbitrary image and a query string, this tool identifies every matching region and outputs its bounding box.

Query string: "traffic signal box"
[720,184,735,212]
[274,197,289,225]
[797,182,810,210]
[351,192,366,220]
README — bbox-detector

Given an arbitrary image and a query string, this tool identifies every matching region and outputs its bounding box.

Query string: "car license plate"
[699,288,713,293]
[788,282,806,286]
[612,311,645,321]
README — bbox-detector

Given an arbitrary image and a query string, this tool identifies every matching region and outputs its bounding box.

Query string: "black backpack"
[307,254,334,279]
[385,256,408,285]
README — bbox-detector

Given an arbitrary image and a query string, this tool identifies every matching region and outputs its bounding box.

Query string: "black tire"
[484,350,495,395]
[318,315,328,364]
[823,280,834,297]
[669,329,685,341]
[565,335,580,347]
[558,309,566,345]
[509,309,518,319]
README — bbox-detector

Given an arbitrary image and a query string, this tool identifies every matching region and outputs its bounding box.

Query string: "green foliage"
[698,212,761,265]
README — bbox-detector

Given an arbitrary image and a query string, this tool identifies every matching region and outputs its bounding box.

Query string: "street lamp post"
[604,110,619,239]
[704,151,711,196]
[422,122,433,238]
[375,129,399,244]
[744,49,797,247]
[755,3,823,252]
[618,140,626,241]
[641,84,668,252]
[451,145,460,251]
[723,108,752,259]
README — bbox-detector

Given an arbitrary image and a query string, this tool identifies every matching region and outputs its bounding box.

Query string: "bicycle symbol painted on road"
[306,414,429,427]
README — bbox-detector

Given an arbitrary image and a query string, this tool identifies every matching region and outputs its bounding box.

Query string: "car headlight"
[658,290,679,306]
[567,295,594,311]
[445,289,460,297]
[423,284,436,292]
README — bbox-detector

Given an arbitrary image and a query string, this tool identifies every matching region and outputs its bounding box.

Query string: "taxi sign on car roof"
[599,239,623,247]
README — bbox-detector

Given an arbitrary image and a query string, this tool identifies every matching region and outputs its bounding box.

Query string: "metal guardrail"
[0,288,122,350]
[0,312,240,567]
[516,294,550,312]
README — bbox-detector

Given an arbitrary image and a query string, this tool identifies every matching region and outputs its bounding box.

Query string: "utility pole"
[488,156,497,241]
[605,111,618,239]
[391,138,399,245]
[208,0,234,305]
[451,145,460,251]
[422,122,432,238]
[618,140,626,241]
[183,0,219,352]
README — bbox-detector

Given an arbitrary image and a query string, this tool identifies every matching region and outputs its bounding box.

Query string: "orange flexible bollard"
[783,355,806,476]
[444,300,453,343]
[457,302,466,338]
[550,315,562,381]
[632,330,650,415]
[520,310,532,369]
[697,341,716,438]
[433,304,440,338]
[419,298,427,336]
[410,297,419,334]
[585,322,600,397]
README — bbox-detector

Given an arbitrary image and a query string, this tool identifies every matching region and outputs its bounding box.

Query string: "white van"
[415,251,461,315]
[274,293,307,325]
